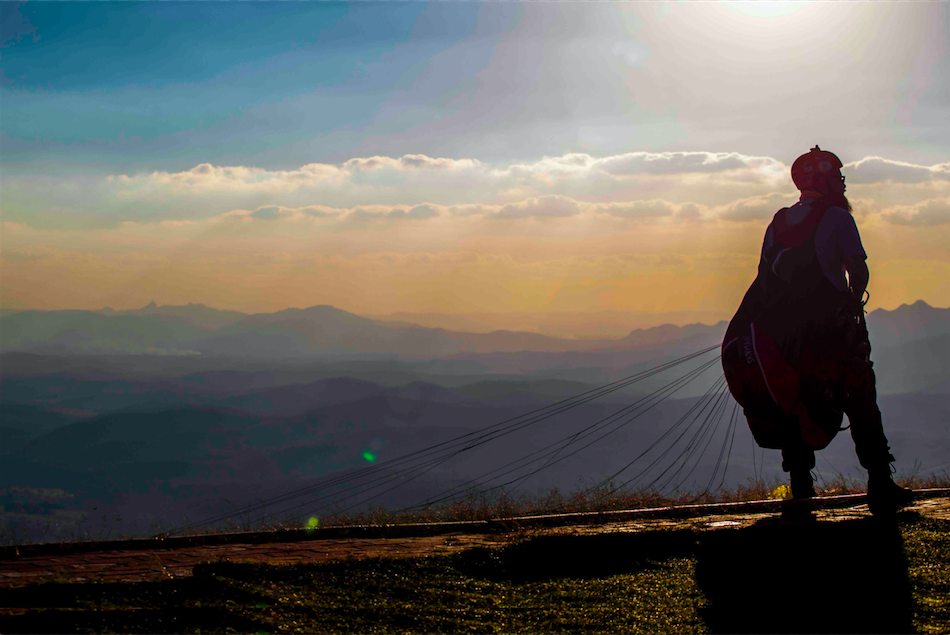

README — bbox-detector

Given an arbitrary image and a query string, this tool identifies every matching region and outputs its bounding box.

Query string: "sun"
[722,1,808,20]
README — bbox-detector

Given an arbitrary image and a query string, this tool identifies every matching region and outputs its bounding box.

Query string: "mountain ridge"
[1,301,945,359]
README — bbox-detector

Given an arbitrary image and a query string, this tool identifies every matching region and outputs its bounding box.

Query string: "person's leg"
[844,363,893,470]
[782,442,816,499]
[844,348,914,514]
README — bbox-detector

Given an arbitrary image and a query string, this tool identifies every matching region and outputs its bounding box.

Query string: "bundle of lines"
[164,344,737,536]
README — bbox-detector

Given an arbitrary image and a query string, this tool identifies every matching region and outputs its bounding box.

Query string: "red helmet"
[791,145,843,191]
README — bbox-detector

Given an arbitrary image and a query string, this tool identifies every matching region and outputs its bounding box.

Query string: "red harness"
[771,205,829,249]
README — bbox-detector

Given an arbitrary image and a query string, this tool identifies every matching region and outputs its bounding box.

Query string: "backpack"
[722,202,847,451]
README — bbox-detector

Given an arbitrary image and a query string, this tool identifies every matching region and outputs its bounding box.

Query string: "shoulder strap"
[772,203,830,249]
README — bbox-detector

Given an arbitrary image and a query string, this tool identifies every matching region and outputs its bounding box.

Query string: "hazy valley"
[1,300,947,543]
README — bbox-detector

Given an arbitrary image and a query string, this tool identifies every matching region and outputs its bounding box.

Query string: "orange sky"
[2,4,948,324]
[3,155,948,319]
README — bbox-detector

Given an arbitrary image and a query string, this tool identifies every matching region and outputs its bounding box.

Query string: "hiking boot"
[868,473,914,516]
[790,470,816,499]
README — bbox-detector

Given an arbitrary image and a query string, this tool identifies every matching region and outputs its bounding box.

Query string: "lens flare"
[362,450,377,462]
[306,516,320,529]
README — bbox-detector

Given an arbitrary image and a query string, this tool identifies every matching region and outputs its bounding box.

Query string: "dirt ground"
[2,495,947,588]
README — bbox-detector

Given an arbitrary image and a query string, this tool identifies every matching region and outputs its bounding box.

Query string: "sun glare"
[675,1,825,46]
[723,1,807,20]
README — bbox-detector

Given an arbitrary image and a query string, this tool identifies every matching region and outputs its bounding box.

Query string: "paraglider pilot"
[722,145,914,515]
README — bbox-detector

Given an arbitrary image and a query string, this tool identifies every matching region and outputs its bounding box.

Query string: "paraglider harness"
[722,201,871,451]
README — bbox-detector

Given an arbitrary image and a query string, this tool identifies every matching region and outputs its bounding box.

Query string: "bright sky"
[2,2,948,320]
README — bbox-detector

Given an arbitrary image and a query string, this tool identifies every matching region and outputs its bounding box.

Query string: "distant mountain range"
[2,300,946,361]
[370,309,730,339]
[99,301,247,331]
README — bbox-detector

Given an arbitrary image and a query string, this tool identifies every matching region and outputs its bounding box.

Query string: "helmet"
[791,145,843,191]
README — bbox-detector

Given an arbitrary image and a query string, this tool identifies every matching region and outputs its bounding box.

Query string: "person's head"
[791,145,851,211]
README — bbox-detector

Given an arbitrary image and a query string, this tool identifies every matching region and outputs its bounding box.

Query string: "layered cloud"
[198,196,721,225]
[8,151,948,234]
[881,197,950,226]
[592,199,677,220]
[846,157,950,185]
[108,162,346,194]
[3,150,948,315]
[343,155,484,173]
[594,151,784,178]
[496,196,582,219]
[117,187,949,231]
[112,151,946,202]
[99,151,795,204]
[715,193,792,222]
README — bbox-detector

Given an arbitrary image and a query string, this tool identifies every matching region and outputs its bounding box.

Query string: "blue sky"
[1,2,948,317]
[3,2,501,172]
[6,1,946,175]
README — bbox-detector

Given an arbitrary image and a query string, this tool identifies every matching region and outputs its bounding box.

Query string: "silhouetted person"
[722,145,914,515]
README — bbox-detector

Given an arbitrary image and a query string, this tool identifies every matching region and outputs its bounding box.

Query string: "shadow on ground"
[695,512,914,634]
[455,529,698,582]
[457,513,916,634]
[0,512,922,634]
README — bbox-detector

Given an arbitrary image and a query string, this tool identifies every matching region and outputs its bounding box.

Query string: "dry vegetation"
[5,471,946,544]
[217,470,950,534]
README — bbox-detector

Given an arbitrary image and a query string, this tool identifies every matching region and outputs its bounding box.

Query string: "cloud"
[112,162,346,195]
[676,202,705,221]
[103,151,945,212]
[387,204,440,220]
[212,204,342,223]
[342,203,443,223]
[715,192,791,221]
[13,151,944,232]
[500,152,787,188]
[597,152,755,176]
[506,154,597,179]
[593,199,676,219]
[298,205,341,218]
[343,206,386,223]
[343,155,483,172]
[250,206,282,220]
[881,197,950,226]
[203,202,444,225]
[173,196,719,228]
[495,195,582,219]
[447,204,495,217]
[105,151,791,205]
[846,157,950,185]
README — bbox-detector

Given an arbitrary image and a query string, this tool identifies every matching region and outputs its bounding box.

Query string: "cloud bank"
[882,197,950,226]
[3,150,948,315]
[78,151,949,228]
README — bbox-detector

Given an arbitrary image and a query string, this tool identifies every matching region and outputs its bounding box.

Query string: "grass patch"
[3,514,949,634]
[907,516,950,634]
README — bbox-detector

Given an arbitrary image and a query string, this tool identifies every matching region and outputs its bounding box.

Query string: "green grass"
[908,516,950,634]
[3,514,948,634]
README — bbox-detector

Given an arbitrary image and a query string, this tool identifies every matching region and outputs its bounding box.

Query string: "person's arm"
[845,257,868,301]
[831,208,868,301]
